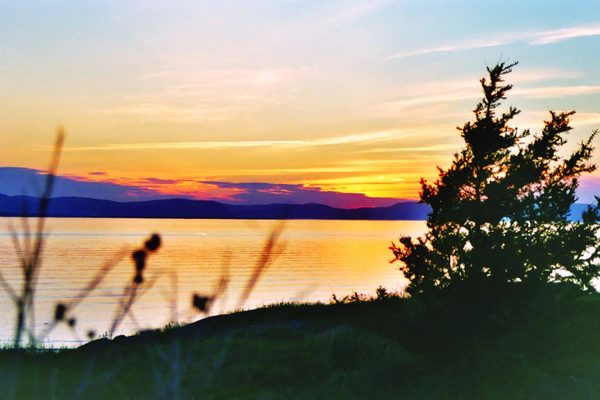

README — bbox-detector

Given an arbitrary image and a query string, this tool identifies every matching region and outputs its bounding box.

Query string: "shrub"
[391,62,600,295]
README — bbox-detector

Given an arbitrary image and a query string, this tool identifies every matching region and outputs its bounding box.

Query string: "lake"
[0,217,425,345]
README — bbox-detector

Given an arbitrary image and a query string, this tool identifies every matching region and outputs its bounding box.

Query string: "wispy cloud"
[64,130,401,152]
[104,66,317,121]
[510,68,582,83]
[371,68,594,116]
[375,90,477,110]
[220,166,386,174]
[513,85,600,99]
[358,143,460,154]
[101,103,250,122]
[0,167,164,202]
[0,167,406,208]
[312,130,400,146]
[387,24,600,60]
[200,180,403,207]
[531,25,600,45]
[65,140,306,151]
[573,112,600,127]
[386,38,511,60]
[140,66,315,88]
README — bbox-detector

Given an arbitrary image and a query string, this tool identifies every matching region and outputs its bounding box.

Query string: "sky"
[1,0,599,206]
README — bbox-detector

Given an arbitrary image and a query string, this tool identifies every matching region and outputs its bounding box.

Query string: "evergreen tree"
[391,62,600,295]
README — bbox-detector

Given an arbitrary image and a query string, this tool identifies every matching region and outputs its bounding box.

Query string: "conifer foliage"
[391,62,600,295]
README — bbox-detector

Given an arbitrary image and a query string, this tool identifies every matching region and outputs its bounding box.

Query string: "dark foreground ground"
[1,283,600,399]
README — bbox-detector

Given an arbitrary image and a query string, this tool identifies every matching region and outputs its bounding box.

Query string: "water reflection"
[0,217,424,345]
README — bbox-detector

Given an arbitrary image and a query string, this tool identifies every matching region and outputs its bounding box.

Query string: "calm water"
[0,218,424,345]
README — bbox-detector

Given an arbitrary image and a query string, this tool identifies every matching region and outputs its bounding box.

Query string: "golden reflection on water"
[0,218,425,345]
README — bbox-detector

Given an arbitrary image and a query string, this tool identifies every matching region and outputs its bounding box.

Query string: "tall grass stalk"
[235,221,285,310]
[1,129,288,347]
[5,128,64,346]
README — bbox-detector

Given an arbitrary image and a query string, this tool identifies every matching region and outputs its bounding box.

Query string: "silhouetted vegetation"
[2,286,600,399]
[391,61,600,295]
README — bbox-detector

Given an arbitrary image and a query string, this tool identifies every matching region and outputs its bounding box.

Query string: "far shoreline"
[0,194,432,221]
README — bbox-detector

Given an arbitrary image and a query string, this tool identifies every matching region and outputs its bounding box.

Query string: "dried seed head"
[133,272,144,284]
[145,233,161,252]
[67,317,76,328]
[192,293,212,312]
[132,249,147,272]
[54,303,67,321]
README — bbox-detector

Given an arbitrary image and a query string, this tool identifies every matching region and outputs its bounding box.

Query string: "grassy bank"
[1,283,600,399]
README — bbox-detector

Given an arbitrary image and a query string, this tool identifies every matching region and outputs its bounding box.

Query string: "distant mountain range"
[0,194,431,220]
[0,194,592,221]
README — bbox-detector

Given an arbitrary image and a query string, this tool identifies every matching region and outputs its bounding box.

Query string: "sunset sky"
[1,0,599,206]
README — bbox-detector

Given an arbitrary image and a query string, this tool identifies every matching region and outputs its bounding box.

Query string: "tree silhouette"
[391,61,600,295]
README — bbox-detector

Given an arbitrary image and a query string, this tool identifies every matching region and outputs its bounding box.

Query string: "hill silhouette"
[0,194,590,220]
[0,194,432,220]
